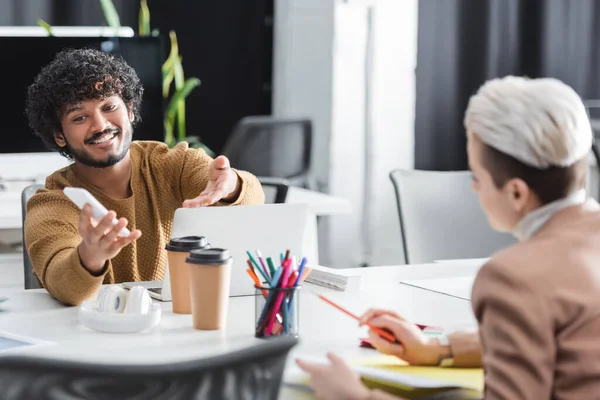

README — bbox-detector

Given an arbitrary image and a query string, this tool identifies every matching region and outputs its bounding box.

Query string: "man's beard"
[67,127,133,168]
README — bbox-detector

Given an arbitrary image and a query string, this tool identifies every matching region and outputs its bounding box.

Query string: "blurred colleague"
[24,49,264,306]
[298,76,600,400]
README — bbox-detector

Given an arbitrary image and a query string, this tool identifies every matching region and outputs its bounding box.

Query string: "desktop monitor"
[0,34,164,181]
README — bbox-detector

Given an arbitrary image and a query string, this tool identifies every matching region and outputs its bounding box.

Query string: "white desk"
[434,258,488,269]
[396,258,483,301]
[0,191,21,230]
[0,263,476,399]
[400,276,475,301]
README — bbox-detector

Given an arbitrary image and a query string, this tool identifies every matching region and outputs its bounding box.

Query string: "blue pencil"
[287,256,307,333]
[256,267,283,331]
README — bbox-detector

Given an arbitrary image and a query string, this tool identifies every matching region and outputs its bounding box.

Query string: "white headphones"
[96,286,152,314]
[78,285,161,334]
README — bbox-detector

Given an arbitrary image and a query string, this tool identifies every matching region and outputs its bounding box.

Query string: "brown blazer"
[450,199,600,399]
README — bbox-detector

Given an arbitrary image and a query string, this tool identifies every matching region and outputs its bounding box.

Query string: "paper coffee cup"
[186,248,232,330]
[165,236,209,314]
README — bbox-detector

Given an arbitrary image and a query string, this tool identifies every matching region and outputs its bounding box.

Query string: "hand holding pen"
[359,309,448,366]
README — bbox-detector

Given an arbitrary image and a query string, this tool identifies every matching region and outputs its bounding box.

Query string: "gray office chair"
[259,177,290,204]
[0,336,298,400]
[389,170,515,264]
[222,116,317,190]
[21,184,44,289]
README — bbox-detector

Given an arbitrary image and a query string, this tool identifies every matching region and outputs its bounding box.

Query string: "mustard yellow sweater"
[25,141,264,306]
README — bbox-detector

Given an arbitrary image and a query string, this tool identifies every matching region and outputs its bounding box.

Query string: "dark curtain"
[415,0,600,171]
[142,0,273,154]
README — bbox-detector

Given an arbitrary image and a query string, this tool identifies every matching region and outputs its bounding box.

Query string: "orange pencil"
[300,266,312,282]
[246,269,268,297]
[316,294,399,344]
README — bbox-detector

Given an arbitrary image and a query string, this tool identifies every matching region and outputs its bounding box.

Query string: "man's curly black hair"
[25,48,144,158]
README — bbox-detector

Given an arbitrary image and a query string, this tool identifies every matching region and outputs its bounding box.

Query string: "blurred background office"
[0,0,599,271]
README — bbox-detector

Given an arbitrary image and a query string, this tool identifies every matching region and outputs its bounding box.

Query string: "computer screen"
[0,36,164,154]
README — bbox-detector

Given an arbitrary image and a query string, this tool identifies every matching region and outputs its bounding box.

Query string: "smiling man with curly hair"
[24,48,264,306]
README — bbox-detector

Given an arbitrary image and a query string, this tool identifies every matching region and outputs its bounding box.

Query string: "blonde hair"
[464,76,592,169]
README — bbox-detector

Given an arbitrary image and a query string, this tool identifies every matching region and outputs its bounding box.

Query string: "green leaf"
[37,19,54,36]
[161,31,179,73]
[173,55,186,139]
[138,0,151,36]
[164,112,176,146]
[161,31,180,96]
[177,98,186,141]
[162,64,175,98]
[99,0,121,28]
[174,56,184,90]
[165,77,200,118]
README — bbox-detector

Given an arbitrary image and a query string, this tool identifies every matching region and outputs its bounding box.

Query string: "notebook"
[293,355,483,399]
[303,264,362,291]
[357,355,483,398]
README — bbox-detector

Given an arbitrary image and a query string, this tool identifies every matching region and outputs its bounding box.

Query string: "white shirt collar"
[512,189,587,241]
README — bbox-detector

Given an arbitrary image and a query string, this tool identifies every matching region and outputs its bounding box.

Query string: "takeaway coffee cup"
[186,248,233,330]
[165,236,210,314]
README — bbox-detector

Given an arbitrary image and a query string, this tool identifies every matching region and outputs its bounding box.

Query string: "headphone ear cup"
[124,286,151,314]
[97,286,127,313]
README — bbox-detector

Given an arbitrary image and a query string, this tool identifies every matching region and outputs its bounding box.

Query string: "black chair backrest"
[258,177,290,204]
[0,336,298,400]
[222,116,314,188]
[21,184,44,289]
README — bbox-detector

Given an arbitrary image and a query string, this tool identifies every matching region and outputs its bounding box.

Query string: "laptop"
[123,203,311,299]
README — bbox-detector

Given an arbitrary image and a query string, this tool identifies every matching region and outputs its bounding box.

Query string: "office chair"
[258,177,290,204]
[583,100,600,198]
[389,170,515,264]
[222,116,316,190]
[0,336,298,400]
[21,184,44,289]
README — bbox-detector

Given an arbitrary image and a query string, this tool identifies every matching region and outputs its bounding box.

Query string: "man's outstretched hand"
[182,155,241,207]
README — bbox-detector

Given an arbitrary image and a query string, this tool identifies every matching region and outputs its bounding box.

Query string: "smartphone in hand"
[63,187,131,237]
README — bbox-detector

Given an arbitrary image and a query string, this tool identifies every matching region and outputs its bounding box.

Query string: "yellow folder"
[355,355,484,399]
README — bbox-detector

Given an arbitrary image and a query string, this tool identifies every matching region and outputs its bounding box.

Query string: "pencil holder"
[255,285,300,338]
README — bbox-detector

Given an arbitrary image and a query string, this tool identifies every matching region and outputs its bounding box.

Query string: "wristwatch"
[436,334,454,367]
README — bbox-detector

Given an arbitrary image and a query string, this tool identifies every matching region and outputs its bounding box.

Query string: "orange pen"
[246,268,268,297]
[315,294,400,344]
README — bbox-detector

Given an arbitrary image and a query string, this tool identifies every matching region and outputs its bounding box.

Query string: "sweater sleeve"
[178,145,265,206]
[447,329,482,367]
[24,191,109,306]
[471,262,555,400]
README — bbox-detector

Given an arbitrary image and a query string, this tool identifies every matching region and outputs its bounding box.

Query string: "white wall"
[273,0,418,268]
[272,0,335,191]
[364,0,418,266]
[328,3,369,268]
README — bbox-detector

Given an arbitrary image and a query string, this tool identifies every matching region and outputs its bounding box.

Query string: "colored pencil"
[256,267,284,330]
[313,293,399,344]
[266,257,276,278]
[256,249,270,278]
[265,260,291,335]
[246,251,270,285]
